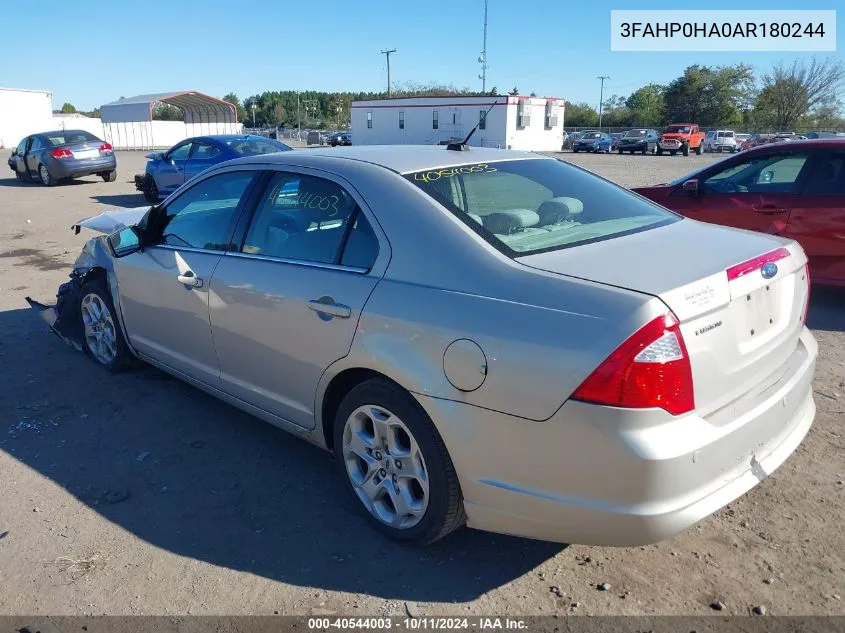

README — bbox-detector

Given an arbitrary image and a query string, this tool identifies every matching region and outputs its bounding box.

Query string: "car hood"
[619,136,646,142]
[72,206,151,235]
[575,138,599,143]
[661,132,689,138]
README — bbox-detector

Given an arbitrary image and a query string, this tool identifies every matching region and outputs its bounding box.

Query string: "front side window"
[241,172,378,269]
[367,112,373,129]
[152,170,256,250]
[702,152,811,194]
[167,142,193,161]
[191,142,222,160]
[432,110,439,130]
[406,159,676,257]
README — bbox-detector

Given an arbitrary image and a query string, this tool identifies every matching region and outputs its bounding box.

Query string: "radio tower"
[478,0,489,93]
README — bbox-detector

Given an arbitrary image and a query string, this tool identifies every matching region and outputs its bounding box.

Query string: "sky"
[4,0,843,111]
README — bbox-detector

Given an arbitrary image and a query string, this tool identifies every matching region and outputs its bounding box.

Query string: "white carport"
[99,91,240,150]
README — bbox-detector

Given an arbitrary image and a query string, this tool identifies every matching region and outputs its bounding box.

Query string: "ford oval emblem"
[761,263,778,279]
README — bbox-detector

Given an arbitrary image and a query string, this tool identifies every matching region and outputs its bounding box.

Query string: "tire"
[695,143,703,155]
[641,146,646,155]
[334,378,465,545]
[682,143,690,157]
[572,148,579,153]
[79,280,133,373]
[670,150,677,156]
[101,170,117,182]
[39,164,56,186]
[656,147,663,156]
[142,176,159,203]
[618,148,623,154]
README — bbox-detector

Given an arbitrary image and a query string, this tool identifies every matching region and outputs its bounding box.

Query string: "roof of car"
[228,144,542,174]
[743,138,845,152]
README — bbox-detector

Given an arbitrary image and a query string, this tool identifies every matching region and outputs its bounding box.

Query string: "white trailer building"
[0,87,53,150]
[350,95,565,151]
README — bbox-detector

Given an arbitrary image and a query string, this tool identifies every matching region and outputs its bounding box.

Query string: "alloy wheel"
[80,293,118,365]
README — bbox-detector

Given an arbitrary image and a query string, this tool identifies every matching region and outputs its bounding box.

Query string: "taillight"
[99,143,113,153]
[726,247,790,281]
[571,312,695,416]
[801,265,811,327]
[51,148,72,159]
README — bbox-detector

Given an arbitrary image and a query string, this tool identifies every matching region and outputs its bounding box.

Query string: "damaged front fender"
[25,234,134,358]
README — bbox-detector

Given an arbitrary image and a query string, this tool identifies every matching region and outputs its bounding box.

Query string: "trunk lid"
[518,219,810,418]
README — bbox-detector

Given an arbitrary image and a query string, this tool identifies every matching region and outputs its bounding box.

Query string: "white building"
[0,87,53,149]
[351,95,565,151]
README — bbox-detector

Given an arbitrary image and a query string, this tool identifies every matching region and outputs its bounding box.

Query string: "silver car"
[11,129,117,186]
[29,146,817,546]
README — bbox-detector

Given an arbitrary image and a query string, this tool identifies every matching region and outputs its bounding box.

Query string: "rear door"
[666,148,816,232]
[785,147,845,286]
[156,140,193,196]
[208,168,387,429]
[184,140,223,183]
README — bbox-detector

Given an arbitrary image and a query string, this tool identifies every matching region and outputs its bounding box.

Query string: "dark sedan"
[327,131,352,146]
[135,134,291,202]
[10,130,116,186]
[617,129,659,154]
[571,131,605,153]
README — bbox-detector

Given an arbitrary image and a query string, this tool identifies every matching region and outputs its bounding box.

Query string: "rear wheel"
[695,143,703,155]
[334,379,465,545]
[101,170,117,182]
[39,164,55,186]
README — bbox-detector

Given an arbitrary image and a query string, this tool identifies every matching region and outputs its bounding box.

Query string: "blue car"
[134,134,292,202]
[571,131,612,153]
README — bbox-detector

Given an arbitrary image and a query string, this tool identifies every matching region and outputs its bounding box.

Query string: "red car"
[633,139,845,287]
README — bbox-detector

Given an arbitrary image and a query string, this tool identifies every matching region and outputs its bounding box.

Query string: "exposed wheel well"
[321,368,407,452]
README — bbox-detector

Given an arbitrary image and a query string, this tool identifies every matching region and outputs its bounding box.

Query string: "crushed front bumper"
[25,274,87,353]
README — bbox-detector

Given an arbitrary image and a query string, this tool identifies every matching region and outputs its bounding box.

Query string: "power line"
[597,76,610,128]
[381,48,397,97]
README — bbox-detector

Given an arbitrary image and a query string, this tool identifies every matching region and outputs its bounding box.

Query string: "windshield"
[580,132,601,139]
[717,131,735,138]
[46,131,100,146]
[623,130,647,138]
[665,126,691,134]
[225,138,291,155]
[405,159,678,257]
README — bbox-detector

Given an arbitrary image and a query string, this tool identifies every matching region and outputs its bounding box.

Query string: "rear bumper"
[49,155,116,179]
[419,328,817,546]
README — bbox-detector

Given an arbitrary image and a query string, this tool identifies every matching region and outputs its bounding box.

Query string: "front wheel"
[334,379,466,545]
[682,143,690,157]
[142,176,159,203]
[39,164,56,186]
[79,281,133,373]
[618,148,623,154]
[656,147,663,156]
[101,170,117,182]
[572,148,579,153]
[670,149,677,156]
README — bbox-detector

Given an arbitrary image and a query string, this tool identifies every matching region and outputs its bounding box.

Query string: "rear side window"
[405,159,677,257]
[241,172,378,269]
[803,151,845,195]
[225,138,291,155]
[703,152,811,194]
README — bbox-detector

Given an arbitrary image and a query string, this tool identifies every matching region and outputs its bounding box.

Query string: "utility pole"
[251,102,257,127]
[381,48,397,97]
[297,91,300,135]
[478,0,488,93]
[597,76,610,129]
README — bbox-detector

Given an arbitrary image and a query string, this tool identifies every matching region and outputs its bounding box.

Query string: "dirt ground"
[0,150,843,618]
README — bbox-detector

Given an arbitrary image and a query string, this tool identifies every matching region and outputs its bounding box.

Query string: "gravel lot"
[0,150,843,617]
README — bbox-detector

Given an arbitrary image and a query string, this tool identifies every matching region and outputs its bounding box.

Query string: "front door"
[14,136,32,176]
[184,140,223,183]
[786,148,845,286]
[115,168,259,386]
[209,169,385,429]
[668,149,815,233]
[156,140,194,197]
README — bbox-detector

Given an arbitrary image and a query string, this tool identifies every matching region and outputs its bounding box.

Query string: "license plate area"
[72,149,98,159]
[733,281,782,346]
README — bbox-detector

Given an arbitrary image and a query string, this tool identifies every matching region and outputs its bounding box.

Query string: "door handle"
[307,299,351,318]
[177,271,203,288]
[752,204,788,215]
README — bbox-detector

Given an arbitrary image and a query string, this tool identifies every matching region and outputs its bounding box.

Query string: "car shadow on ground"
[90,193,148,208]
[807,287,845,333]
[0,306,562,603]
[0,176,95,189]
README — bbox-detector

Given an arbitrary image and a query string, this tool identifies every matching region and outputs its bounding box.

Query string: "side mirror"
[682,178,700,195]
[10,147,17,155]
[108,226,142,258]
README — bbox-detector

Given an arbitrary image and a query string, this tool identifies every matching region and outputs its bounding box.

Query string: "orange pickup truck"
[656,123,704,156]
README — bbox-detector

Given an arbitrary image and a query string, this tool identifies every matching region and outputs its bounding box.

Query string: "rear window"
[46,131,100,146]
[405,159,678,257]
[224,138,291,156]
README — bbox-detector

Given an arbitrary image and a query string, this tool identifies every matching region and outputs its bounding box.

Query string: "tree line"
[567,57,844,132]
[62,57,843,132]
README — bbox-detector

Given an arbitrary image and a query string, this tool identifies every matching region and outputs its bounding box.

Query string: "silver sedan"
[29,145,817,546]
